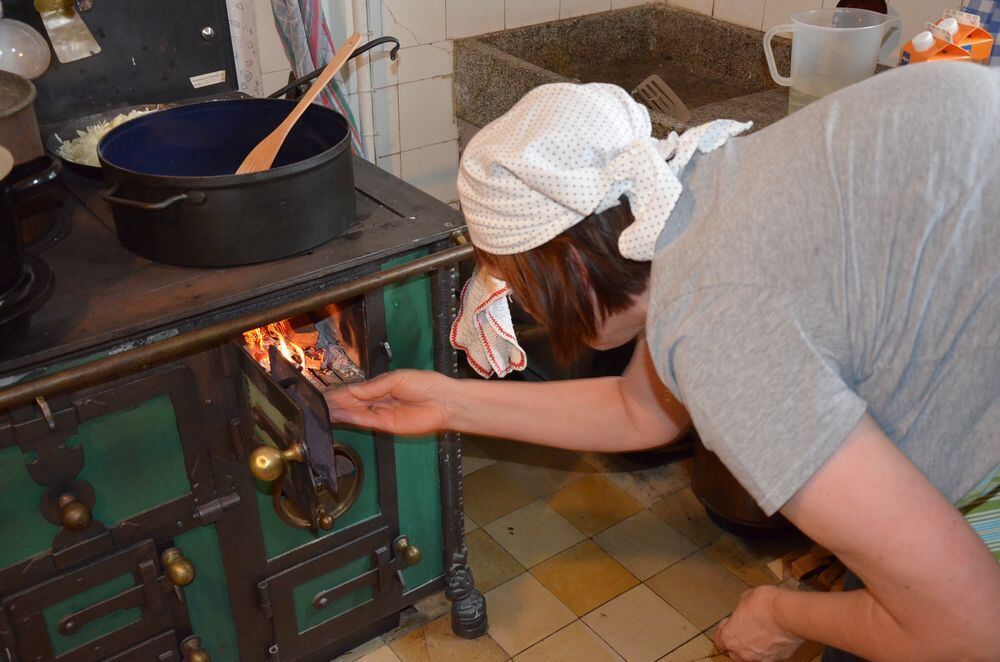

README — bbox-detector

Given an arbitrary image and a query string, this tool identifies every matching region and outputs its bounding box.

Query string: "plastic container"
[764,8,899,113]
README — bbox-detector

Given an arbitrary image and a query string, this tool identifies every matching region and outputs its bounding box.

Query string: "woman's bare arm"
[327,339,690,451]
[772,415,1000,660]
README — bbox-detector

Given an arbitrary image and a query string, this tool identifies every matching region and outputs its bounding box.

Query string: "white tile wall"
[447,0,506,39]
[507,0,561,28]
[666,0,713,15]
[713,0,766,29]
[382,0,447,47]
[561,0,613,19]
[397,41,455,84]
[398,76,459,151]
[400,140,460,202]
[762,0,816,31]
[613,0,657,7]
[372,85,401,157]
[377,152,402,178]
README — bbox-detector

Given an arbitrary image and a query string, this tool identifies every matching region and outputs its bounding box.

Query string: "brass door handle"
[394,536,422,566]
[161,547,196,587]
[58,494,92,532]
[249,443,305,482]
[250,444,306,483]
[181,635,210,662]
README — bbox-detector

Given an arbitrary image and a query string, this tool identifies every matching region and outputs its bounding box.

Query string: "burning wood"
[243,315,365,389]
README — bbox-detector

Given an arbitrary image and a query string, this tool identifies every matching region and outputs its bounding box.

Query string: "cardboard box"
[899,23,972,65]
[943,9,995,64]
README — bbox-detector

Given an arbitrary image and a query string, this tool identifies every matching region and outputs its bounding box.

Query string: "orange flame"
[242,322,309,371]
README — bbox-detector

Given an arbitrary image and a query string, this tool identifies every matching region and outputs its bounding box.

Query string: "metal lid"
[0,70,36,119]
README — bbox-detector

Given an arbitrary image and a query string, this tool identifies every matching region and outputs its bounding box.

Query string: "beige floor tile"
[390,614,508,662]
[336,636,387,661]
[545,474,644,536]
[581,454,692,506]
[463,464,536,525]
[531,540,640,616]
[465,513,478,534]
[583,585,699,662]
[356,646,401,661]
[468,435,529,463]
[594,510,697,580]
[649,487,725,549]
[485,573,576,656]
[413,592,451,622]
[484,500,586,568]
[466,528,525,593]
[646,551,750,630]
[657,634,726,661]
[702,536,784,587]
[498,446,595,498]
[515,621,623,662]
[461,437,496,476]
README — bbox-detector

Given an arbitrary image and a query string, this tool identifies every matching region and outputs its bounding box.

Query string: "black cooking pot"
[99,100,354,268]
[96,36,401,268]
[0,149,57,352]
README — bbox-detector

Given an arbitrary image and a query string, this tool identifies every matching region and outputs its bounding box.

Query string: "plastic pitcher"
[764,8,898,113]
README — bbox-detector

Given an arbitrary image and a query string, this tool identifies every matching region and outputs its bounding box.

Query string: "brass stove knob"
[394,536,422,566]
[249,443,305,482]
[58,494,91,532]
[161,547,196,587]
[181,635,210,662]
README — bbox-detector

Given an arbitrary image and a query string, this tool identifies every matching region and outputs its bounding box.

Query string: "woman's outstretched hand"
[325,369,454,435]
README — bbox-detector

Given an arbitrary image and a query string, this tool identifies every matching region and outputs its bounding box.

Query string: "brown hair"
[475,201,650,365]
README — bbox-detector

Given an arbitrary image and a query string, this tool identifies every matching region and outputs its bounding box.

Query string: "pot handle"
[12,156,62,202]
[266,36,401,99]
[103,184,207,211]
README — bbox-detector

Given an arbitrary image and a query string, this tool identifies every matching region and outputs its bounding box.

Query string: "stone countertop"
[455,4,793,138]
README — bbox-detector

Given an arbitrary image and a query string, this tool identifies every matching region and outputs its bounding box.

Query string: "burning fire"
[243,322,310,372]
[242,313,365,386]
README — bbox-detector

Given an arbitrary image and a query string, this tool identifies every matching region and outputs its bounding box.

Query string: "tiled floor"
[338,437,825,662]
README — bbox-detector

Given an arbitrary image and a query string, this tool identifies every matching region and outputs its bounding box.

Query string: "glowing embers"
[242,302,366,388]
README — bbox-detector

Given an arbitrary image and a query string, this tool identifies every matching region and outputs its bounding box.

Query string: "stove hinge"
[257,580,273,619]
[194,492,241,525]
[0,606,17,662]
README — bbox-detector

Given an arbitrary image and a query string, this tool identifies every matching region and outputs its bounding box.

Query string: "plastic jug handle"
[763,23,794,87]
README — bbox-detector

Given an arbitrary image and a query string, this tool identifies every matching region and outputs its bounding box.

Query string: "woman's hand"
[325,370,454,435]
[714,586,803,662]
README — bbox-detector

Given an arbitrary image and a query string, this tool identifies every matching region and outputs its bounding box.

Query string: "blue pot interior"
[99,99,350,177]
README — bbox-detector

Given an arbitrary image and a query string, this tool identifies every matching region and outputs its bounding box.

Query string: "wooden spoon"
[236,32,363,175]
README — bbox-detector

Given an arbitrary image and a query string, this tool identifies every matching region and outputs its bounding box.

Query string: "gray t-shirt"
[647,62,1000,515]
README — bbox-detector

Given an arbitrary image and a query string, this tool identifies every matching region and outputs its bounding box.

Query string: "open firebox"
[238,299,368,532]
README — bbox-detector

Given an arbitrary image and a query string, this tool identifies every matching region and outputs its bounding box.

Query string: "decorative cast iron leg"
[432,262,488,639]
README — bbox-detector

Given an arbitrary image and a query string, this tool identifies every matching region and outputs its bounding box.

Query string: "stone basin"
[455,4,793,137]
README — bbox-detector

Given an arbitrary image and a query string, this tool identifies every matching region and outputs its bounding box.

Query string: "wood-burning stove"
[0,159,484,661]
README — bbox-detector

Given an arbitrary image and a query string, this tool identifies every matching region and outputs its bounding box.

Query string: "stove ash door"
[235,344,364,532]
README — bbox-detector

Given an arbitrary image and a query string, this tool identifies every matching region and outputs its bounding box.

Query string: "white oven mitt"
[450,264,526,378]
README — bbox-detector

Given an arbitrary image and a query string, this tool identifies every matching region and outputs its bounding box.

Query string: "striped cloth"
[961,0,1000,65]
[270,0,365,155]
[959,463,1000,562]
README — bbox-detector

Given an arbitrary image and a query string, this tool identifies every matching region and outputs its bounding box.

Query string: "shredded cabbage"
[56,109,152,167]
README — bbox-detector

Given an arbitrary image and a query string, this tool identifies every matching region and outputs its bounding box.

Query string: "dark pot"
[0,148,57,353]
[691,436,790,536]
[98,98,356,267]
[0,71,44,167]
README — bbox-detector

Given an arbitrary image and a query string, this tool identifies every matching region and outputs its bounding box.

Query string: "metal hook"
[35,395,56,430]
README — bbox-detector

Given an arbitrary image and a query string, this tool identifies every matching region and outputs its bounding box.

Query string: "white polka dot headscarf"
[457,83,752,261]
